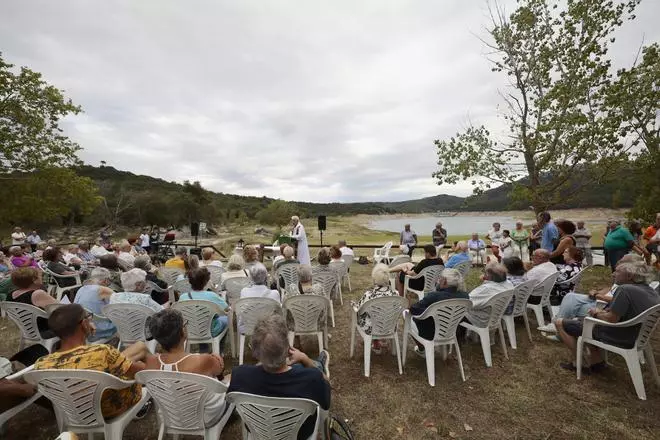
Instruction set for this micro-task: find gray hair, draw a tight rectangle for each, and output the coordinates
[78,240,89,250]
[88,267,111,284]
[617,261,653,284]
[533,249,551,262]
[249,262,269,285]
[134,255,153,271]
[252,314,290,372]
[437,268,465,291]
[371,263,390,287]
[283,246,295,259]
[227,254,245,271]
[120,268,147,292]
[298,264,313,283]
[485,262,508,283]
[456,241,468,252]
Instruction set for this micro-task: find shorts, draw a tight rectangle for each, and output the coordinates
[562,319,583,338]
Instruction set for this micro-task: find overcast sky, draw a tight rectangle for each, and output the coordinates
[2,1,658,203]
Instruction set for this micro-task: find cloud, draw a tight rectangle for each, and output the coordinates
[1,0,658,202]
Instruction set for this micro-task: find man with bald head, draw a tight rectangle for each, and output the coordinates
[524,249,558,284]
[466,262,514,326]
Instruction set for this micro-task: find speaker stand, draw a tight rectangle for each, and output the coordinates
[320,230,323,247]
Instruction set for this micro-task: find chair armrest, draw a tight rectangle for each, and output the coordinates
[6,364,35,381]
[582,315,632,340]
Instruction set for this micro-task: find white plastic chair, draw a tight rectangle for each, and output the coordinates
[172,278,193,295]
[310,272,337,327]
[340,255,353,292]
[388,255,411,290]
[461,290,514,367]
[24,369,150,440]
[329,260,346,304]
[41,266,83,301]
[232,297,282,364]
[172,300,228,355]
[527,272,560,327]
[453,260,472,281]
[159,267,184,286]
[147,281,176,304]
[276,264,300,296]
[0,302,59,352]
[404,265,444,301]
[501,280,537,349]
[576,303,660,400]
[205,265,226,290]
[0,365,42,431]
[135,370,234,440]
[224,277,251,306]
[403,299,471,386]
[350,296,407,377]
[226,392,321,440]
[283,294,330,353]
[102,303,157,353]
[373,241,393,264]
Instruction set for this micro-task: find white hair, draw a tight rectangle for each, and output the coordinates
[399,244,409,254]
[89,267,111,284]
[456,241,468,252]
[249,263,269,285]
[291,216,300,222]
[298,264,313,283]
[227,254,245,271]
[120,268,147,291]
[438,268,464,291]
[371,263,390,287]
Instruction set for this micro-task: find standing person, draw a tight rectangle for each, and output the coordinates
[538,211,559,252]
[139,228,151,254]
[432,222,447,254]
[643,213,660,263]
[337,240,354,257]
[573,221,593,266]
[11,227,26,246]
[400,224,417,257]
[290,216,310,266]
[511,220,530,263]
[604,219,648,271]
[26,231,41,253]
[486,222,504,262]
[549,220,577,265]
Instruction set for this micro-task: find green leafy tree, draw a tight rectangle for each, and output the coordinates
[256,200,299,226]
[432,0,639,213]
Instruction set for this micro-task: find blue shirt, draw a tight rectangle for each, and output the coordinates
[445,252,471,268]
[179,290,229,337]
[467,239,485,250]
[74,285,117,341]
[541,222,559,251]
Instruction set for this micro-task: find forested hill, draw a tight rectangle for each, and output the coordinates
[75,165,633,226]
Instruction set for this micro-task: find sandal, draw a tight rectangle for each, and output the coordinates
[560,362,591,375]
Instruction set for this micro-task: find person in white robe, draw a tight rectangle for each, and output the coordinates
[290,216,311,265]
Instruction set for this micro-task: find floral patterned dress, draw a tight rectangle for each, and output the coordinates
[352,286,397,335]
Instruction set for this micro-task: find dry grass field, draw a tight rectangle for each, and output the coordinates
[2,260,660,440]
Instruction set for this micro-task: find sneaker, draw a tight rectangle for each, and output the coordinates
[544,334,560,342]
[413,346,426,358]
[318,349,330,378]
[590,361,608,374]
[559,362,591,375]
[537,323,557,333]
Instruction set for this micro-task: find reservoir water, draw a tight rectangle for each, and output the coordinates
[369,215,519,236]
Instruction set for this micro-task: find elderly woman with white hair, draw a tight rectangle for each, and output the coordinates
[74,267,118,342]
[240,263,280,302]
[109,268,164,313]
[444,241,471,268]
[219,254,249,291]
[351,263,398,354]
[510,220,530,262]
[290,215,310,265]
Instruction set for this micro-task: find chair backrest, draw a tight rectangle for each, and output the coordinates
[311,272,337,299]
[341,254,354,268]
[329,260,347,278]
[453,260,472,279]
[224,277,252,305]
[24,369,131,430]
[511,280,537,316]
[375,241,393,258]
[160,268,184,285]
[146,281,167,293]
[480,289,515,330]
[531,272,560,304]
[233,297,282,336]
[135,370,227,432]
[283,295,329,333]
[1,302,48,342]
[412,299,471,342]
[226,392,320,440]
[358,296,407,337]
[205,265,225,287]
[171,300,225,340]
[558,266,588,290]
[416,265,445,292]
[102,303,155,344]
[276,264,300,292]
[631,303,660,349]
[42,266,80,288]
[172,278,193,294]
[388,255,411,267]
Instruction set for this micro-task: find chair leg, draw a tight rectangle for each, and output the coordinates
[479,330,493,367]
[317,332,323,353]
[329,302,335,328]
[503,316,517,349]
[349,324,356,358]
[288,332,295,348]
[363,335,372,377]
[644,347,660,387]
[393,336,403,375]
[347,275,352,292]
[546,303,555,322]
[454,342,466,382]
[532,306,545,327]
[441,345,447,361]
[576,337,584,380]
[424,345,436,387]
[402,326,409,367]
[212,337,220,356]
[624,350,647,400]
[523,313,533,343]
[239,334,246,365]
[338,284,343,305]
[498,326,508,360]
[229,315,236,358]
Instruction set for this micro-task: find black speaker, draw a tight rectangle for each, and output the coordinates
[190,222,200,237]
[317,215,327,231]
[189,247,202,257]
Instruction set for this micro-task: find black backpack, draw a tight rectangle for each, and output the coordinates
[326,415,355,440]
[358,256,369,265]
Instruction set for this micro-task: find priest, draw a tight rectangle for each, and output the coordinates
[290,215,311,265]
